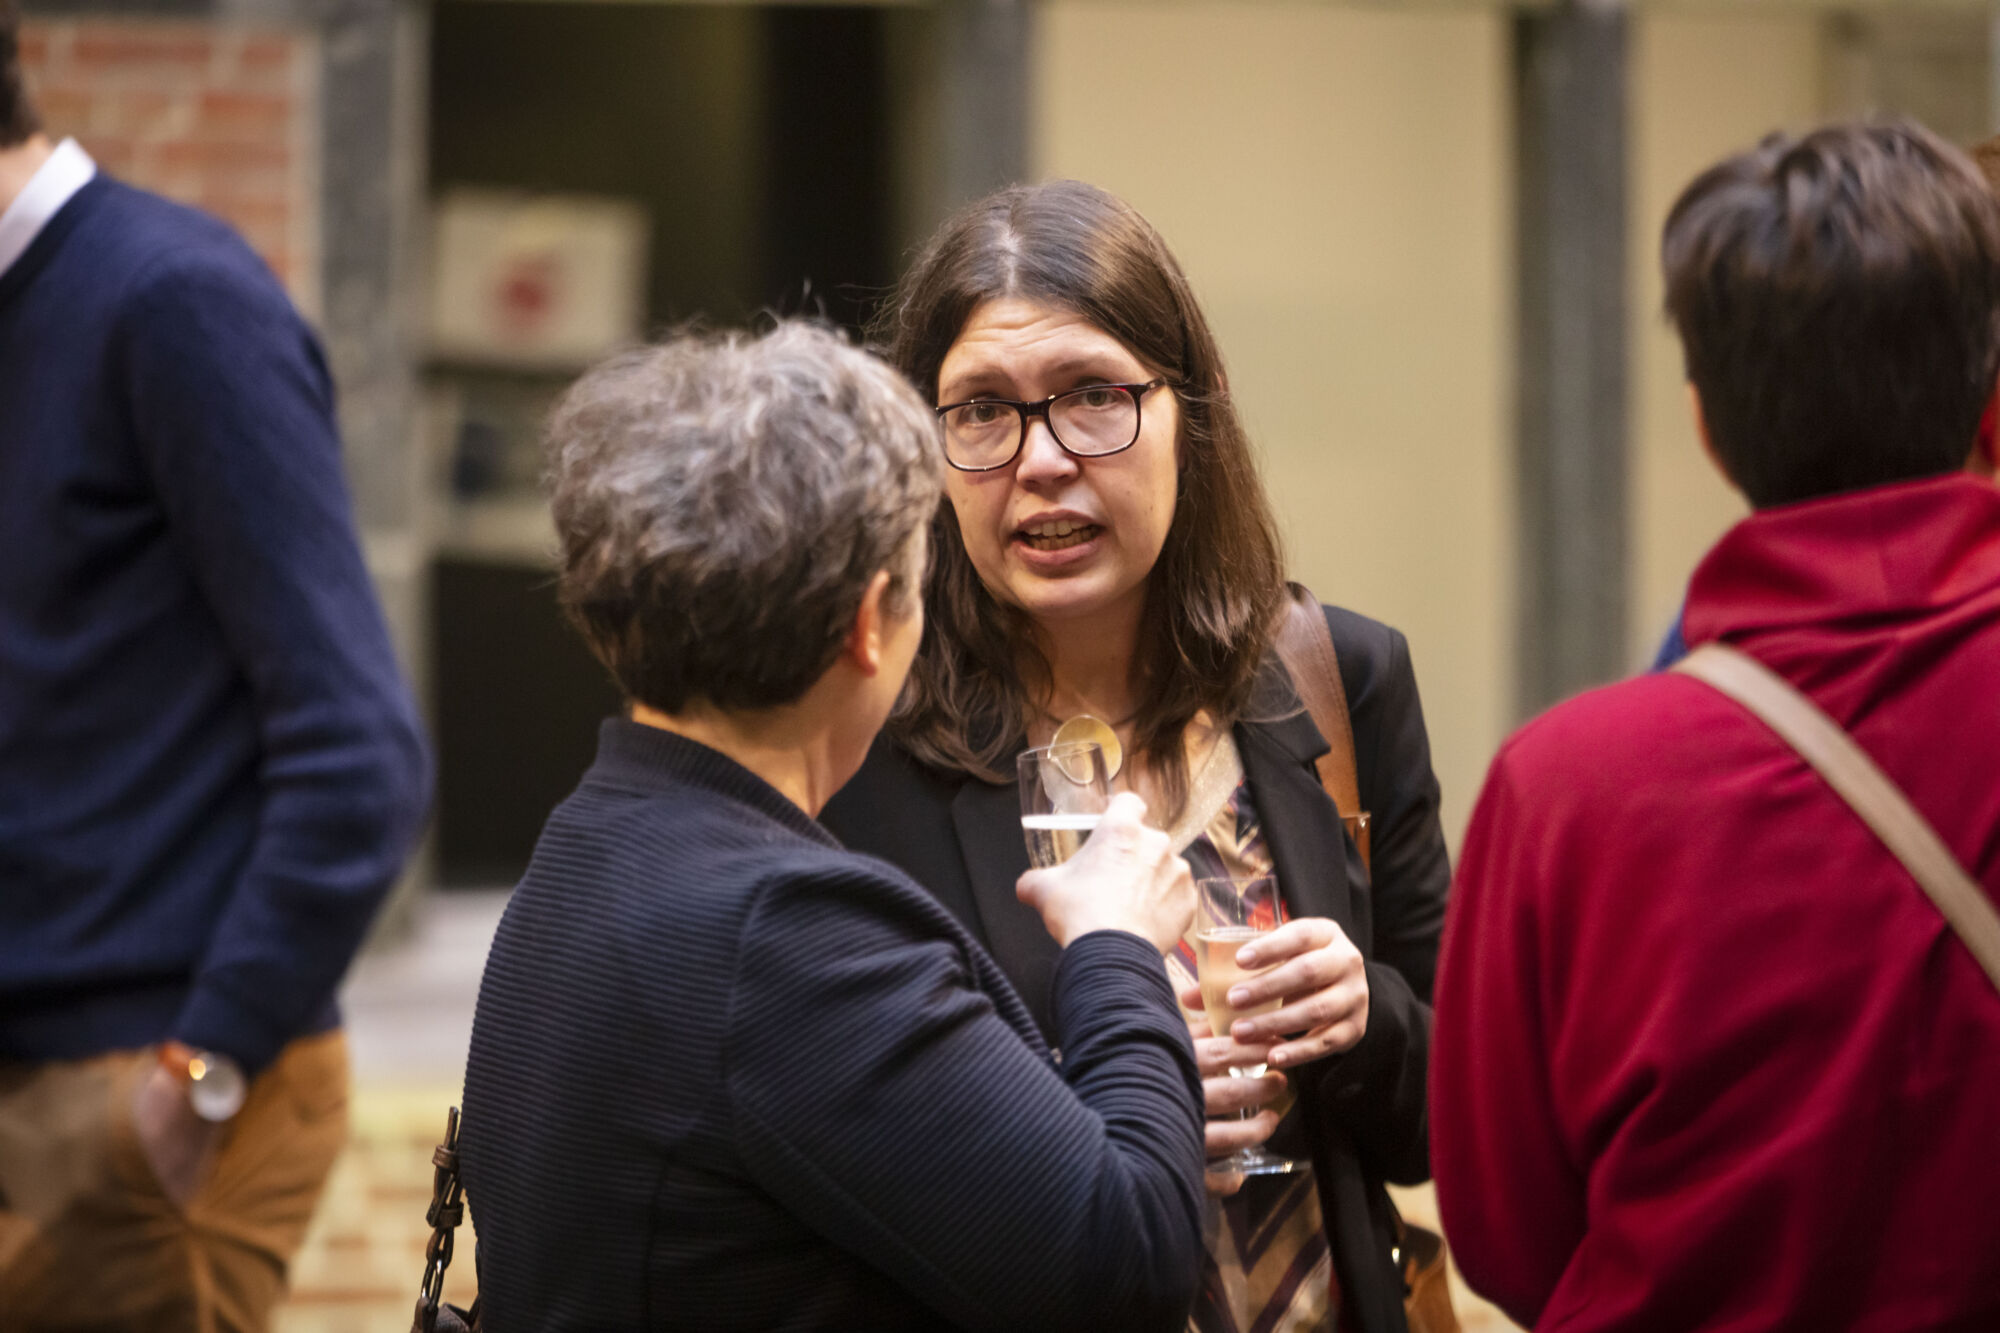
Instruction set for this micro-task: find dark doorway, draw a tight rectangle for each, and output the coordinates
[425,2,900,887]
[429,1,893,332]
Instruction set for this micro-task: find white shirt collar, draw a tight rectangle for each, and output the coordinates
[0,138,98,280]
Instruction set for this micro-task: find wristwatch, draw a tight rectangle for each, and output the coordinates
[157,1041,248,1122]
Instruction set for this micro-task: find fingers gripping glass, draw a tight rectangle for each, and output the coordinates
[1195,876,1305,1178]
[936,380,1172,472]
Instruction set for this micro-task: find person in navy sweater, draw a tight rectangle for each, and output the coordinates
[0,7,430,1328]
[459,323,1207,1330]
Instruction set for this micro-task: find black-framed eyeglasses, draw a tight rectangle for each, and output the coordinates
[934,380,1173,473]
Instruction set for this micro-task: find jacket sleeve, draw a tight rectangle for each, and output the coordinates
[726,863,1206,1333]
[1342,613,1450,1008]
[1298,610,1449,1184]
[1302,951,1433,1186]
[120,252,432,1074]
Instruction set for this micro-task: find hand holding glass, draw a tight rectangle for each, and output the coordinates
[1018,742,1112,868]
[1195,875,1303,1177]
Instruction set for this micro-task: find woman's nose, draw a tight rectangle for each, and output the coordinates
[1014,416,1079,487]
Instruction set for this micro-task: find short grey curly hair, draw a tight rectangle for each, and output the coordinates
[546,321,942,713]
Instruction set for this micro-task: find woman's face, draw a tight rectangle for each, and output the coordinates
[936,298,1180,635]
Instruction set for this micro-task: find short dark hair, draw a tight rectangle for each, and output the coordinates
[872,180,1287,817]
[546,323,940,715]
[1,0,41,149]
[1662,121,2000,508]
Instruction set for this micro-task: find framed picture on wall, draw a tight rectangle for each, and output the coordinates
[429,187,650,370]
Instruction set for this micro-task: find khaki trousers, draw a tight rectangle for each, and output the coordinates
[0,1031,349,1333]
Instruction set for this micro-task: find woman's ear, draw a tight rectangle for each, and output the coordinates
[842,570,896,676]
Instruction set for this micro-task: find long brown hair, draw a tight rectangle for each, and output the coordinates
[872,180,1287,816]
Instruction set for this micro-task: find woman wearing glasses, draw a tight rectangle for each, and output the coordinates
[821,181,1450,1333]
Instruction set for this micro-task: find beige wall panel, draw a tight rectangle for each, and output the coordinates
[1629,12,1823,666]
[1034,2,1511,849]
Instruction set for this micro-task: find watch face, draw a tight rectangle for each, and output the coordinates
[187,1052,247,1122]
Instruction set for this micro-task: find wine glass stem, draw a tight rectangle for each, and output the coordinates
[1228,1063,1267,1142]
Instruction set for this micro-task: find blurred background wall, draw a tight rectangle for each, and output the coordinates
[1036,1,1513,850]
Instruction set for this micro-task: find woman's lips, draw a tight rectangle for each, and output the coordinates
[1018,524,1102,552]
[1011,523,1104,569]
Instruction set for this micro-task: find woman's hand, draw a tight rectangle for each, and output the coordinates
[1185,916,1369,1068]
[1017,792,1194,953]
[1186,1011,1285,1196]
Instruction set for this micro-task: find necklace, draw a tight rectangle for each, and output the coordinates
[1049,713,1127,781]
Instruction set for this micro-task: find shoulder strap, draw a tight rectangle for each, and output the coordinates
[1674,642,2000,996]
[1271,582,1371,868]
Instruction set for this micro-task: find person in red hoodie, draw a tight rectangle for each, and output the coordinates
[1433,120,2000,1332]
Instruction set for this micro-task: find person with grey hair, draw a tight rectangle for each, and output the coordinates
[457,321,1208,1331]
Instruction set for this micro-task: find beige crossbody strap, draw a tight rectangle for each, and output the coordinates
[1674,642,2000,996]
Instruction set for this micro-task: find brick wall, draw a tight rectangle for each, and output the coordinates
[17,17,321,315]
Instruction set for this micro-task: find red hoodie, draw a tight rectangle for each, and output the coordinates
[1434,472,2000,1330]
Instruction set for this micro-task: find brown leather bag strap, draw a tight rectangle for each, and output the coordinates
[1674,643,2000,996]
[1272,582,1371,869]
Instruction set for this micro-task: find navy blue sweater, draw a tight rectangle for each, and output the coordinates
[0,176,431,1074]
[461,721,1206,1331]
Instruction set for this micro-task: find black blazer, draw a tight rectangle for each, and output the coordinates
[821,604,1450,1333]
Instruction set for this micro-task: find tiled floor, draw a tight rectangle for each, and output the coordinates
[273,889,1521,1331]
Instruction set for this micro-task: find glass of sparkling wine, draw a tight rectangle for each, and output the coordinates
[1017,741,1112,868]
[1195,875,1303,1176]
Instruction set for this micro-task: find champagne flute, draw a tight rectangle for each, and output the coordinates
[1017,741,1112,868]
[1195,875,1304,1176]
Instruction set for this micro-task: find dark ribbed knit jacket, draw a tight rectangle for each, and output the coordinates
[459,720,1207,1331]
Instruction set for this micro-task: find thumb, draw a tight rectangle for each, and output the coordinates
[1072,791,1149,865]
[1098,790,1149,833]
